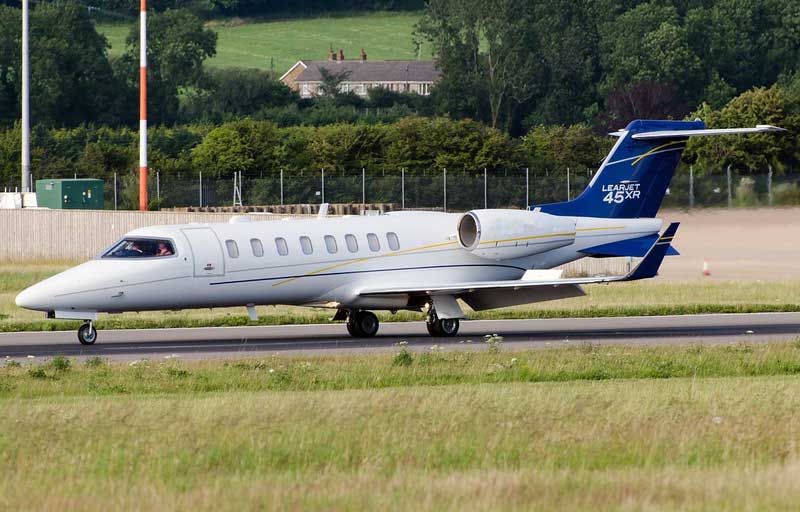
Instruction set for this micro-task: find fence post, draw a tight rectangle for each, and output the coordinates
[566,167,571,200]
[689,165,694,209]
[768,165,773,206]
[113,172,117,210]
[199,171,203,208]
[321,168,325,204]
[525,167,529,208]
[484,168,487,209]
[401,168,405,209]
[280,169,284,206]
[443,168,447,212]
[156,170,160,209]
[726,165,732,207]
[362,167,366,205]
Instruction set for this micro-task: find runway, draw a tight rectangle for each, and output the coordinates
[1,313,799,360]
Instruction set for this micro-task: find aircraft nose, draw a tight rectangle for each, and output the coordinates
[15,283,50,311]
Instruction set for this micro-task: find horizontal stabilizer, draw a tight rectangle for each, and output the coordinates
[632,125,786,140]
[581,234,679,258]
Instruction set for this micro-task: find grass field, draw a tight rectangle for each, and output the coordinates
[2,264,800,332]
[3,343,800,509]
[98,12,423,72]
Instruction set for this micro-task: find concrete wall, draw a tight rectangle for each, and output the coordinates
[0,209,307,262]
[0,209,632,276]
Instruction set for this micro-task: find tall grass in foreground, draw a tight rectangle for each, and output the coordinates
[3,344,800,509]
[3,341,800,398]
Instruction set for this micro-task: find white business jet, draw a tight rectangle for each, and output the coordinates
[16,120,785,344]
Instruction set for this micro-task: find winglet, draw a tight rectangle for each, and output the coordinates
[624,222,680,281]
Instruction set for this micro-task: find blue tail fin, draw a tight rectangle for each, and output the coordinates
[536,119,704,218]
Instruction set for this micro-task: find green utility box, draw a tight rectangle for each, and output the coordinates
[36,179,104,210]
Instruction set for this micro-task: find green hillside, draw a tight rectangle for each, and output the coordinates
[98,12,426,73]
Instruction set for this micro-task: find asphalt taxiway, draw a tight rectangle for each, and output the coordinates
[0,313,799,361]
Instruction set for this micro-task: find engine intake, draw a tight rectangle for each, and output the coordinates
[457,209,576,260]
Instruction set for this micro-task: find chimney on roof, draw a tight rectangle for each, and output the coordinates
[328,45,334,61]
[338,48,345,62]
[360,48,367,62]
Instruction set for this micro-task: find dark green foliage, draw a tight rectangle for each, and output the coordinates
[50,355,72,372]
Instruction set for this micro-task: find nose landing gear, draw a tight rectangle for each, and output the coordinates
[77,321,97,345]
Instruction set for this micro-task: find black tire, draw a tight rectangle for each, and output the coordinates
[438,318,460,337]
[77,323,97,345]
[426,313,460,337]
[347,310,379,337]
[426,318,441,336]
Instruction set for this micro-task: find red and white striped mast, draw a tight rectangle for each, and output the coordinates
[138,0,148,211]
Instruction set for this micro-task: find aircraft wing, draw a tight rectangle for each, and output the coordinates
[357,223,679,313]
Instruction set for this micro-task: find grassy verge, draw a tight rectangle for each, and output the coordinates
[2,264,799,332]
[3,343,800,509]
[98,12,422,70]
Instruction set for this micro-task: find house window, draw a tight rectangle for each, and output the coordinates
[340,82,350,93]
[324,235,338,254]
[225,240,239,259]
[422,83,430,95]
[367,233,380,252]
[275,237,289,256]
[301,83,309,97]
[250,238,264,257]
[300,236,313,255]
[386,232,400,251]
[345,234,358,253]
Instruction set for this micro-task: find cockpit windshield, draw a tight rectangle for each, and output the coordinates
[103,238,175,258]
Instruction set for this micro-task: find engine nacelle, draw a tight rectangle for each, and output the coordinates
[457,209,576,260]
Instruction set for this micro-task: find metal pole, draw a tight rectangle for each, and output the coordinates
[484,168,487,209]
[156,170,160,209]
[768,165,773,206]
[443,168,447,212]
[525,167,529,209]
[362,167,365,205]
[113,172,117,210]
[21,0,30,194]
[726,165,732,207]
[138,0,148,211]
[401,168,405,209]
[321,168,325,203]
[566,167,571,200]
[199,171,202,208]
[280,169,284,206]
[689,165,694,209]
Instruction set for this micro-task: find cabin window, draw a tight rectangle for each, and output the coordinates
[225,240,239,258]
[275,237,289,256]
[300,236,313,255]
[250,238,264,257]
[102,238,175,258]
[367,233,380,252]
[324,235,338,254]
[345,234,358,253]
[386,232,400,251]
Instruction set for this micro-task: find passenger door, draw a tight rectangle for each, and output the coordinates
[182,227,225,277]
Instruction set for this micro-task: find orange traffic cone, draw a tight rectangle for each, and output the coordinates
[702,260,711,277]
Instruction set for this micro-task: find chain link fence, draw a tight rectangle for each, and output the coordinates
[5,167,800,211]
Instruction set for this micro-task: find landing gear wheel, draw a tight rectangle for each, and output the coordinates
[426,312,460,337]
[346,310,380,337]
[77,322,97,345]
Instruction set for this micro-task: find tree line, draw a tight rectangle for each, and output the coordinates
[2,83,798,192]
[417,0,800,133]
[2,0,799,135]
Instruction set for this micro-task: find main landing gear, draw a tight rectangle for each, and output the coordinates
[346,310,380,337]
[77,321,97,345]
[426,310,460,337]
[342,308,461,338]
